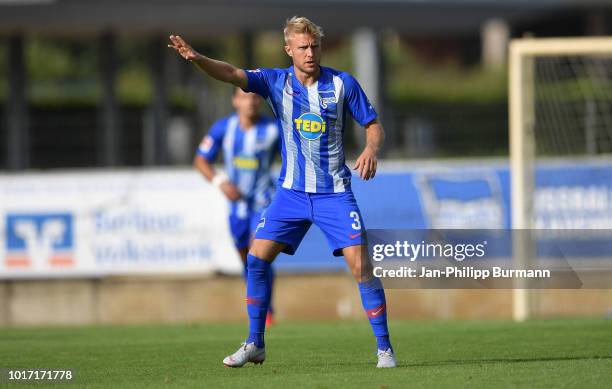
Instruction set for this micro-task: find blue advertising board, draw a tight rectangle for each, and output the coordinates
[274,160,612,272]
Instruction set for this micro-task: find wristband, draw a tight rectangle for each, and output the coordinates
[211,173,229,188]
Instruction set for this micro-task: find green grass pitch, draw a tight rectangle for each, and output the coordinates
[1,318,611,388]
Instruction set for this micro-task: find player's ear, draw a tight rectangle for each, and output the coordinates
[284,45,292,58]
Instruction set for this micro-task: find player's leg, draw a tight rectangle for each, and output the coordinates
[313,191,395,367]
[224,188,312,367]
[223,238,284,368]
[342,245,395,367]
[248,211,275,325]
[229,211,250,282]
[244,188,311,349]
[244,238,284,349]
[237,248,248,281]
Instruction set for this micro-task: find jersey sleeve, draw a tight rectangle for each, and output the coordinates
[242,68,274,99]
[343,73,378,127]
[196,119,225,161]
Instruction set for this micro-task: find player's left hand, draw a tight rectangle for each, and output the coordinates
[353,147,378,181]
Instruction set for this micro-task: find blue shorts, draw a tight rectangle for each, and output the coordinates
[229,210,264,250]
[254,187,365,256]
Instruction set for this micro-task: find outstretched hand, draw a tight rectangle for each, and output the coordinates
[353,147,378,181]
[168,35,199,61]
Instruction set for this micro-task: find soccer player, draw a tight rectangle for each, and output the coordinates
[169,16,395,368]
[194,88,280,325]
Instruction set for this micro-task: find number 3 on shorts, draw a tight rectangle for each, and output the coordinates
[349,211,361,230]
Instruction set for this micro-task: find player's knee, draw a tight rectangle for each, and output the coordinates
[345,252,372,282]
[350,263,362,280]
[347,259,369,281]
[249,239,284,262]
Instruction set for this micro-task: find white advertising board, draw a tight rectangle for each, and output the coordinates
[0,169,241,279]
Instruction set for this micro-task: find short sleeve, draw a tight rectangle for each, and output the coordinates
[343,73,378,127]
[196,119,226,161]
[243,68,273,99]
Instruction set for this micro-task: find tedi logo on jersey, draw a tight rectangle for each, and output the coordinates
[233,155,259,170]
[295,112,326,141]
[4,213,75,269]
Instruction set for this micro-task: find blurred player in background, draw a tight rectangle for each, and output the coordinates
[193,88,280,326]
[170,15,395,368]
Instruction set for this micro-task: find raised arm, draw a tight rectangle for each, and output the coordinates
[168,35,247,89]
[353,120,385,181]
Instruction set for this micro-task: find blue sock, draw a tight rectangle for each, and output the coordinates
[245,254,272,348]
[358,277,392,351]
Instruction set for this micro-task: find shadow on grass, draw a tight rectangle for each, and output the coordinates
[402,354,612,368]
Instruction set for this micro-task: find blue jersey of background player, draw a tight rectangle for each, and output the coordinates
[193,88,280,324]
[171,15,395,368]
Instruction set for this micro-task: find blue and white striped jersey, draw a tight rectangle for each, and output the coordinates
[244,66,377,193]
[197,114,280,212]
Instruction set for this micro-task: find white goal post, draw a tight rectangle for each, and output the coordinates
[509,37,612,321]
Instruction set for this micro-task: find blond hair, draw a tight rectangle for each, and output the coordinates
[283,16,324,44]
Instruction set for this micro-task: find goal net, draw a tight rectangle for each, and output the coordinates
[509,37,612,320]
